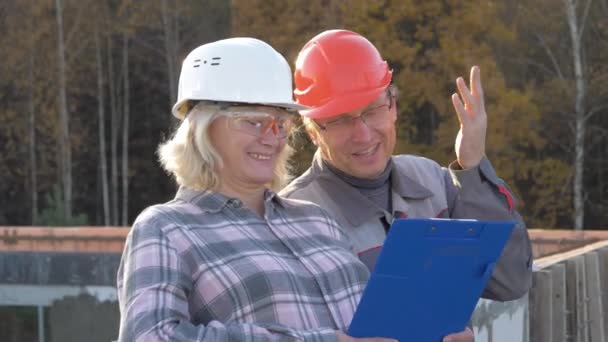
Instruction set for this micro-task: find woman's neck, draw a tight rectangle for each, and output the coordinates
[216,181,266,217]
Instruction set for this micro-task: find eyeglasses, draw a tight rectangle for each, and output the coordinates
[221,108,295,139]
[314,90,394,133]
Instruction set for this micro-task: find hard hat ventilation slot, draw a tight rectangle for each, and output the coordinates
[211,57,221,66]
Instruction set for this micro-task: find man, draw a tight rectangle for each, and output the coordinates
[280,29,533,342]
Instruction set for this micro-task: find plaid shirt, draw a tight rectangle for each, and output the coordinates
[117,187,369,342]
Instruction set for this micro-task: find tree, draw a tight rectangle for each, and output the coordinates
[509,0,608,229]
[0,0,58,225]
[161,0,179,108]
[10,1,605,229]
[0,0,232,225]
[55,0,72,220]
[94,15,111,226]
[565,0,591,230]
[35,185,88,226]
[27,21,39,224]
[121,33,131,226]
[231,0,579,228]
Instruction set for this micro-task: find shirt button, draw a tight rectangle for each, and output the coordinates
[228,199,242,208]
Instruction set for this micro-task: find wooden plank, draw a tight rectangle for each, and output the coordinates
[529,270,553,342]
[597,247,608,338]
[551,263,567,341]
[528,230,608,240]
[529,229,608,258]
[575,256,589,342]
[565,258,578,342]
[0,226,130,253]
[524,298,530,342]
[584,252,606,342]
[535,240,608,270]
[566,256,589,342]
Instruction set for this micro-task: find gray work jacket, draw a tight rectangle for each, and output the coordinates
[280,152,533,301]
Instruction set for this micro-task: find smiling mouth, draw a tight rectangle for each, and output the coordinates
[352,144,379,157]
[249,152,272,160]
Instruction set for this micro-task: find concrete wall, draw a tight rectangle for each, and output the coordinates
[472,297,529,342]
[49,294,119,342]
[0,285,119,342]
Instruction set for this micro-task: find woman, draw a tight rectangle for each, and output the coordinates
[116,37,392,342]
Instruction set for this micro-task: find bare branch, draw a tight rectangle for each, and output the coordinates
[503,56,561,78]
[584,105,606,120]
[131,36,165,59]
[578,0,593,41]
[65,2,86,48]
[568,121,576,134]
[66,38,92,66]
[600,0,608,15]
[587,136,608,150]
[535,33,565,79]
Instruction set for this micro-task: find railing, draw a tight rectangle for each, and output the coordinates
[530,240,608,341]
[2,227,607,341]
[472,236,608,342]
[0,226,129,253]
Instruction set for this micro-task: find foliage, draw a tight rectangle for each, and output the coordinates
[232,0,594,228]
[35,185,89,226]
[0,1,606,228]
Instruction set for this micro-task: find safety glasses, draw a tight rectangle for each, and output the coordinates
[314,89,394,133]
[221,107,295,139]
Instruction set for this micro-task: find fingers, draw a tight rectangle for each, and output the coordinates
[451,93,468,125]
[456,76,474,108]
[336,331,397,342]
[470,65,483,98]
[453,66,486,121]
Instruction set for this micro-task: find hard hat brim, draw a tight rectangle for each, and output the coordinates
[263,102,310,112]
[172,99,309,120]
[297,85,388,120]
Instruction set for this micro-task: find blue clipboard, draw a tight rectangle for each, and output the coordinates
[348,218,515,342]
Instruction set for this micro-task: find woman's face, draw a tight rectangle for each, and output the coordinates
[209,106,293,189]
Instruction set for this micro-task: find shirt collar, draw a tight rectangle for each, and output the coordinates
[310,152,382,226]
[264,189,286,209]
[174,187,228,212]
[175,187,284,213]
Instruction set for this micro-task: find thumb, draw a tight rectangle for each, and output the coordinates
[443,327,473,342]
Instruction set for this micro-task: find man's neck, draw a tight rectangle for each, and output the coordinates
[323,159,392,189]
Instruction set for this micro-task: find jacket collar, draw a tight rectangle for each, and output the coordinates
[310,151,434,226]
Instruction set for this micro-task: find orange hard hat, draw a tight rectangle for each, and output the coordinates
[293,29,392,119]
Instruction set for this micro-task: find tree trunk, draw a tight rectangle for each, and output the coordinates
[28,49,38,225]
[95,22,110,226]
[55,0,72,220]
[121,33,130,226]
[161,0,179,108]
[565,0,586,230]
[107,33,119,226]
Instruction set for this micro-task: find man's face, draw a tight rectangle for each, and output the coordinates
[310,90,397,179]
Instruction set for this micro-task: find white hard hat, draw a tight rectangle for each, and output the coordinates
[172,37,308,120]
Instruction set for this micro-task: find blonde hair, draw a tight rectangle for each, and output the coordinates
[158,103,293,192]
